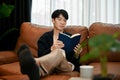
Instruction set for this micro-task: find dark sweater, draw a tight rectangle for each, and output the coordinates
[37,30,81,72]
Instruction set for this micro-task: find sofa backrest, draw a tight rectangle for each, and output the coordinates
[15,22,88,57]
[89,22,120,62]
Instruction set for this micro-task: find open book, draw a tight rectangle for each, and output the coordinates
[58,32,81,53]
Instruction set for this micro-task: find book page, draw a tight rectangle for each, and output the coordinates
[71,33,81,38]
[59,32,71,38]
[60,32,81,38]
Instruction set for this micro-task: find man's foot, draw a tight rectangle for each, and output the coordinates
[17,44,40,80]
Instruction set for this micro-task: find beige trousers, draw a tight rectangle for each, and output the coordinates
[36,49,73,77]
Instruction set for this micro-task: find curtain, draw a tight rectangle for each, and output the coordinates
[0,0,32,50]
[31,0,120,27]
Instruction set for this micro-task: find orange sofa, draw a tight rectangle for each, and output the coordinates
[0,22,120,80]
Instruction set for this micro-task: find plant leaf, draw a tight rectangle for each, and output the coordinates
[0,3,14,19]
[0,28,18,40]
[80,48,100,62]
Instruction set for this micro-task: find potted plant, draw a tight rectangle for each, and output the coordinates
[75,33,120,80]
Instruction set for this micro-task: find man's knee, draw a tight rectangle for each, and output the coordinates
[53,49,66,57]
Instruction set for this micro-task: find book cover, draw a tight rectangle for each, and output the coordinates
[58,32,81,53]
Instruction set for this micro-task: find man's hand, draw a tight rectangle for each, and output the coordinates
[74,43,83,54]
[51,40,64,51]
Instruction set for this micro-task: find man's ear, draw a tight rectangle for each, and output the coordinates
[52,19,55,23]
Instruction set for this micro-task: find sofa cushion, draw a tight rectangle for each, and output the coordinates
[0,62,21,75]
[0,51,18,65]
[89,22,120,38]
[89,22,120,62]
[15,22,52,57]
[0,74,79,80]
[0,75,28,80]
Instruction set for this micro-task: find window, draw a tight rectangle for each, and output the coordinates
[31,0,120,27]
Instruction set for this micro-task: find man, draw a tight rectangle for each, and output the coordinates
[17,9,82,80]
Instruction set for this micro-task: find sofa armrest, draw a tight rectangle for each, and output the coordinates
[0,51,18,65]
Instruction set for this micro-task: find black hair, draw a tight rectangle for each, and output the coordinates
[51,9,69,20]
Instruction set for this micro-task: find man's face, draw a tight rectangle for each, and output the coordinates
[52,14,67,31]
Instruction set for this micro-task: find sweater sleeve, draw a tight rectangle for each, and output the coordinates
[37,32,53,57]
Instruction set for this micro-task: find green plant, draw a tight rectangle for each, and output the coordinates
[76,33,120,78]
[0,3,18,40]
[0,3,14,19]
[0,27,18,40]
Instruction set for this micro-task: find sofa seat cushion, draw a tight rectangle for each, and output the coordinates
[0,51,18,65]
[89,62,120,75]
[0,62,21,75]
[41,71,80,80]
[0,71,79,80]
[0,75,28,80]
[0,75,72,80]
[41,75,71,80]
[0,73,79,80]
[0,61,80,78]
